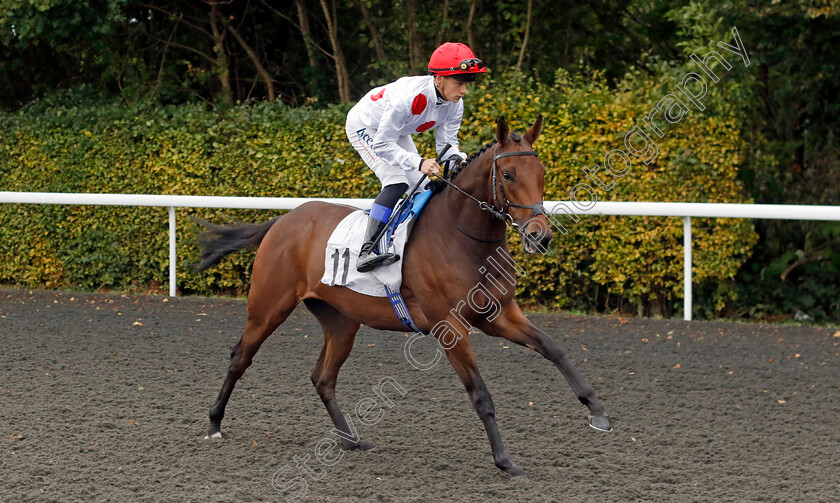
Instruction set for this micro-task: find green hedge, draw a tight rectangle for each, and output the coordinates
[0,70,756,317]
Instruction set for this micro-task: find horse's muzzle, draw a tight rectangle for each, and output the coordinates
[520,217,554,254]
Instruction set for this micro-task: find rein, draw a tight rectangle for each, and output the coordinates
[440,145,543,242]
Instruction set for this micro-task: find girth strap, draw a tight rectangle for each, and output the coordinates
[384,285,426,334]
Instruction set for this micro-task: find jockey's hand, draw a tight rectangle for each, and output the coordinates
[420,158,442,177]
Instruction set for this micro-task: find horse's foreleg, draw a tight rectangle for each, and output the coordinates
[441,324,526,477]
[304,299,373,451]
[480,303,612,432]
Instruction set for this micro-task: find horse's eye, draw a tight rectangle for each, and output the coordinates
[502,171,514,181]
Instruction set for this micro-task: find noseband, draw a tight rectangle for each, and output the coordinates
[441,144,545,242]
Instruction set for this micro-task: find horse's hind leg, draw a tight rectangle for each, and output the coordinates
[207,289,297,439]
[479,302,612,432]
[304,299,373,451]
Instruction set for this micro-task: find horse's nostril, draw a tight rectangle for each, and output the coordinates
[523,231,551,252]
[523,231,553,251]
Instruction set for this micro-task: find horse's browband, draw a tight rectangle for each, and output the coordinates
[494,150,538,159]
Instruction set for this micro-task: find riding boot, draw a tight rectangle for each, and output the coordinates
[356,214,399,273]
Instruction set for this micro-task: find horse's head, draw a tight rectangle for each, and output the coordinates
[492,115,553,254]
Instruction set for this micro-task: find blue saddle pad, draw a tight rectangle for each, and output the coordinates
[374,189,433,253]
[400,189,433,225]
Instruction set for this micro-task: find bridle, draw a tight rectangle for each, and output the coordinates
[441,144,545,242]
[490,146,546,228]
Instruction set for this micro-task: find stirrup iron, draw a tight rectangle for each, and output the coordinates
[356,248,400,272]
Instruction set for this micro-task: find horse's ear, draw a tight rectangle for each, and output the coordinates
[524,114,543,145]
[496,116,509,145]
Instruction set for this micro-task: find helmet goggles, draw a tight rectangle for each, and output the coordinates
[429,58,486,74]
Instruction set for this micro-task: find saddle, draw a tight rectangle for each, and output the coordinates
[320,189,433,299]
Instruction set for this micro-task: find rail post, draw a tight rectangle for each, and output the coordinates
[683,216,692,321]
[169,206,176,297]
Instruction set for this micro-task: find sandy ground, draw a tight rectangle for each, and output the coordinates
[1,288,839,502]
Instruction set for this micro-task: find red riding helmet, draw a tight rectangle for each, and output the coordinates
[427,42,486,81]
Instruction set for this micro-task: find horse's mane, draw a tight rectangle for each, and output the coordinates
[429,132,522,194]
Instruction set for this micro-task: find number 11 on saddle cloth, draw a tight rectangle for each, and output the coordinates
[319,189,433,298]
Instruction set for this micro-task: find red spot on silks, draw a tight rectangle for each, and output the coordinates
[370,88,385,101]
[415,121,436,133]
[411,94,427,115]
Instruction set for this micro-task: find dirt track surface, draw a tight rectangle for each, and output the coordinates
[1,288,839,502]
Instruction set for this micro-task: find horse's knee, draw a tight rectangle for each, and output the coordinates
[227,349,252,375]
[472,389,496,420]
[313,376,336,401]
[537,335,567,362]
[551,344,567,359]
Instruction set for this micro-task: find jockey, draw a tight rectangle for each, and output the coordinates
[346,42,486,272]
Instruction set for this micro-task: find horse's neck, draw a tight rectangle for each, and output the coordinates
[423,158,507,262]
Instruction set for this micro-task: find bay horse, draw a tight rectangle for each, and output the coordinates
[196,116,611,477]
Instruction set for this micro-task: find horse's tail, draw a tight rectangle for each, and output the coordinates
[192,216,281,272]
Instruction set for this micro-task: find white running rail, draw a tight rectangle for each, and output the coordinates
[2,191,839,320]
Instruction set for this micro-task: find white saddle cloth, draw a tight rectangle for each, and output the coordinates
[319,210,410,297]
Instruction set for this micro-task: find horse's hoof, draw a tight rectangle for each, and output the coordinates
[505,465,527,478]
[205,426,223,439]
[588,415,613,432]
[345,440,375,451]
[497,459,527,478]
[509,466,528,479]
